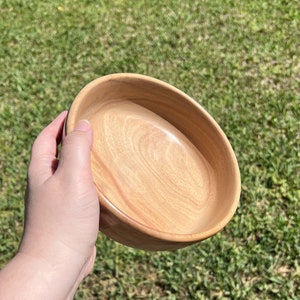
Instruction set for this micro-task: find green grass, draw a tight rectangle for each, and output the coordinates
[0,0,299,299]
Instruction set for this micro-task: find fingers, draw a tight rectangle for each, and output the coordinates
[28,113,94,187]
[57,119,93,182]
[28,111,68,186]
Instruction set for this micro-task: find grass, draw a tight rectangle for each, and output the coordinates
[0,0,299,298]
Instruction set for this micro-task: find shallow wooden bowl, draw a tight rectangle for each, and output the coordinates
[66,73,240,251]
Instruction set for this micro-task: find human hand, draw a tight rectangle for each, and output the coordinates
[0,111,100,299]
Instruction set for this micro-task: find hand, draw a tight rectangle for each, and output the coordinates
[0,111,100,299]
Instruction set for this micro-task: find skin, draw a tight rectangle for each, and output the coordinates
[0,111,100,299]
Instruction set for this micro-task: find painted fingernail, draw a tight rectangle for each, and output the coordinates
[74,119,91,132]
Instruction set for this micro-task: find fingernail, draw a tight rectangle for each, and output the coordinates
[74,119,91,132]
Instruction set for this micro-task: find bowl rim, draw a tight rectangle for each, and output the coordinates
[66,73,241,243]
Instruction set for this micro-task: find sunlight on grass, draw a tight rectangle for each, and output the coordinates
[0,0,299,299]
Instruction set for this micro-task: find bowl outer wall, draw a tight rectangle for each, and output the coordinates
[65,73,241,249]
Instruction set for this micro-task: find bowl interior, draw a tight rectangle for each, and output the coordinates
[66,74,240,239]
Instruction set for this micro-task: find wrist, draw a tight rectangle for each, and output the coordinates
[0,233,90,300]
[0,251,83,300]
[19,228,91,275]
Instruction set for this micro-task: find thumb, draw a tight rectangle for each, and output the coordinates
[57,120,93,181]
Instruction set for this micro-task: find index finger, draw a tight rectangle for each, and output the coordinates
[28,111,68,186]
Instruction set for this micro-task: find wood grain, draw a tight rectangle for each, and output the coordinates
[66,74,240,250]
[90,99,216,234]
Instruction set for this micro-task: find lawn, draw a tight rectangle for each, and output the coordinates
[0,0,299,299]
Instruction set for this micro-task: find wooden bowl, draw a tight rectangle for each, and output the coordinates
[66,73,240,251]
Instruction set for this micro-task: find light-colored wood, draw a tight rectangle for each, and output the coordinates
[66,74,240,250]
